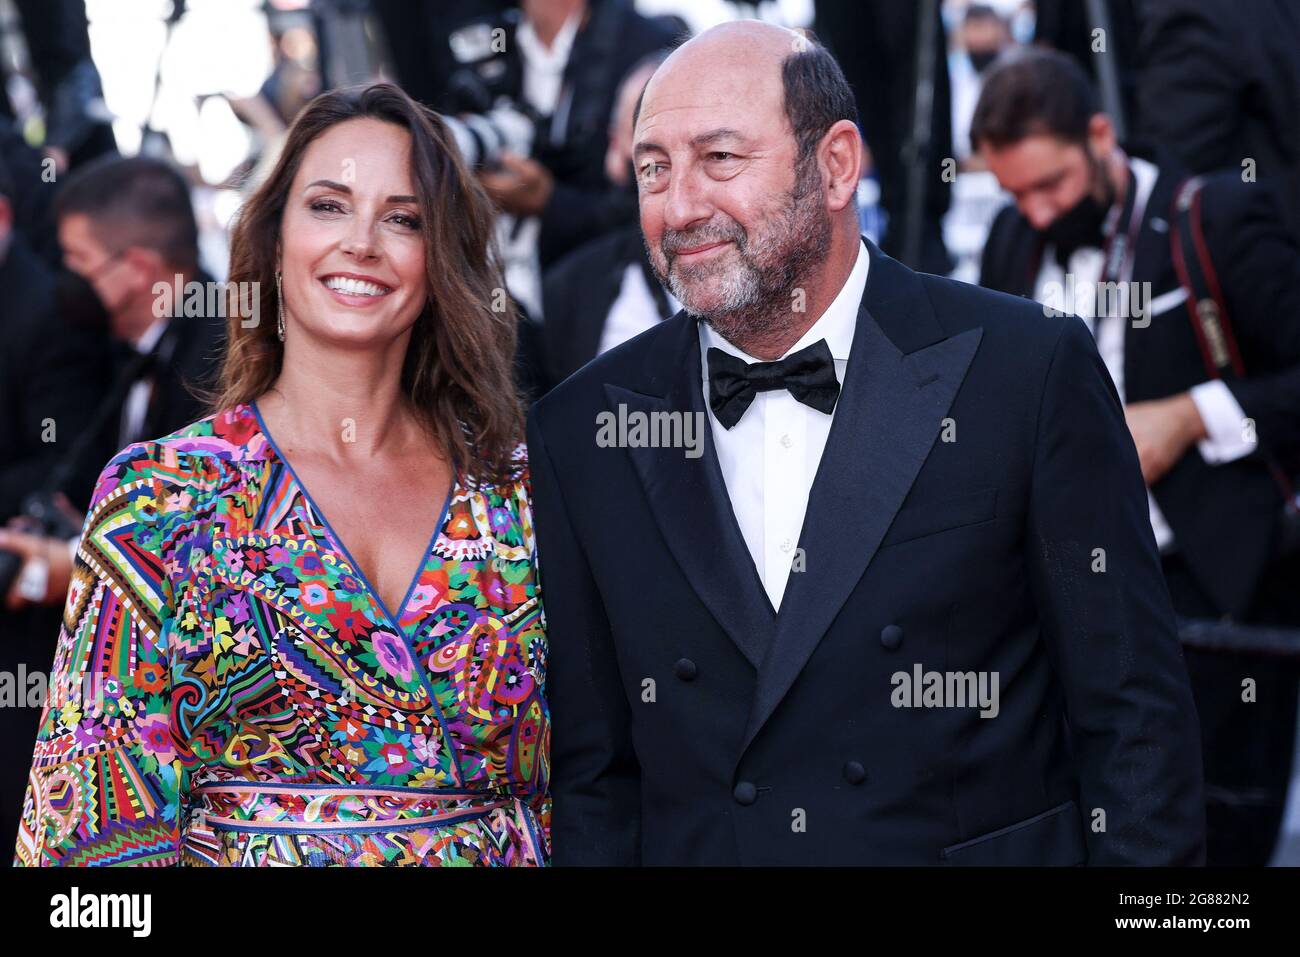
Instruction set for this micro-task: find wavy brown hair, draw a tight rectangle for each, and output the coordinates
[215,82,522,484]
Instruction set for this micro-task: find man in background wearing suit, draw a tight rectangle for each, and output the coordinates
[0,155,224,609]
[529,22,1204,865]
[542,54,676,387]
[975,49,1300,866]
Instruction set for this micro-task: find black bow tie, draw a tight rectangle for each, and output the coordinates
[706,338,841,429]
[110,338,160,383]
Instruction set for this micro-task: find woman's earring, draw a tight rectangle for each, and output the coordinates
[275,270,285,342]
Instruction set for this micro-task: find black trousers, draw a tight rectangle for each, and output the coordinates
[1164,552,1300,866]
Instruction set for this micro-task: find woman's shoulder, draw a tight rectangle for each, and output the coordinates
[89,403,272,509]
[147,403,272,464]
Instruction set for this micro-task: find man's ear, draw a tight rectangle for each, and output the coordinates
[819,119,863,213]
[1086,113,1117,157]
[122,246,166,291]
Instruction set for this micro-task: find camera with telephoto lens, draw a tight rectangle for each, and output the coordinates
[438,66,535,171]
[442,104,534,171]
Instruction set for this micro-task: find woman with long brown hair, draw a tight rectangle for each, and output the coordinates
[15,83,549,866]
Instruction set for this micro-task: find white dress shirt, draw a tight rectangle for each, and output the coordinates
[1032,156,1256,551]
[515,12,582,117]
[699,239,870,611]
[119,317,169,449]
[497,11,582,323]
[597,262,680,357]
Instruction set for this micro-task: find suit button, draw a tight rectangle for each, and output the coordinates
[843,761,867,785]
[674,658,697,681]
[733,781,757,805]
[880,624,903,650]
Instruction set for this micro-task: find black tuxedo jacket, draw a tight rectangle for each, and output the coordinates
[529,239,1205,865]
[980,165,1300,620]
[83,302,226,505]
[1138,0,1300,241]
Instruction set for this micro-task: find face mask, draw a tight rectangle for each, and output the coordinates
[55,266,112,332]
[968,49,999,74]
[1041,156,1116,266]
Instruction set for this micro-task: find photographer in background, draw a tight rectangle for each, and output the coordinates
[540,52,676,386]
[0,155,225,615]
[975,49,1300,866]
[432,0,682,269]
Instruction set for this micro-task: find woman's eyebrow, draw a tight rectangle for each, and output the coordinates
[304,179,417,203]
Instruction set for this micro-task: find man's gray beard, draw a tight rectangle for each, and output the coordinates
[651,160,832,347]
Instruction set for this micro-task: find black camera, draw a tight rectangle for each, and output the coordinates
[0,491,84,600]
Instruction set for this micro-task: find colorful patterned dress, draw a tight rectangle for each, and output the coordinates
[14,402,549,866]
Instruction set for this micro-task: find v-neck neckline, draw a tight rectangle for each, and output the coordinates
[249,399,456,634]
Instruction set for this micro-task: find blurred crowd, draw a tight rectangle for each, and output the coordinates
[2,0,1300,865]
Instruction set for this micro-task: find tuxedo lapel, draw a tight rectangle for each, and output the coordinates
[607,316,776,669]
[1123,162,1182,401]
[739,246,983,756]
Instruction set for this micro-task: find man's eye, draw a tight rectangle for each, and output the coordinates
[708,152,735,161]
[639,162,666,181]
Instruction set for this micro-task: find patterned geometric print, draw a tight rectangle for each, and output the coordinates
[13,402,549,866]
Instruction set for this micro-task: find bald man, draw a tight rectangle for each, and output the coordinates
[527,22,1205,866]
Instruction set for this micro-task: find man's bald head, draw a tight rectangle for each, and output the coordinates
[656,20,800,81]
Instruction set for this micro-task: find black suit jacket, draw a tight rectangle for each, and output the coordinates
[137,311,225,443]
[132,306,225,444]
[980,164,1300,620]
[814,0,953,273]
[82,299,227,498]
[529,239,1205,865]
[0,236,108,518]
[541,225,671,387]
[1138,0,1300,241]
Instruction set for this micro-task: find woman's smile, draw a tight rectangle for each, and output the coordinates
[319,271,395,307]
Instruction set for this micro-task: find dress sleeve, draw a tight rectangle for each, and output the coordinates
[14,442,195,866]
